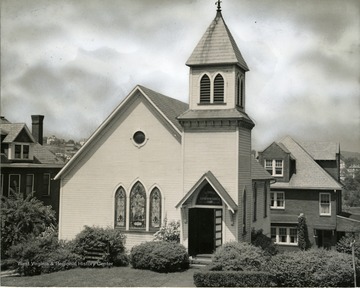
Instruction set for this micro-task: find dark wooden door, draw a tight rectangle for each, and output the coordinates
[188,208,215,256]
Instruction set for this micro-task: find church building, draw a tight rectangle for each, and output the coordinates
[55,4,272,256]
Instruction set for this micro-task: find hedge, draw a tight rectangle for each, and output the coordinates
[265,248,360,287]
[193,269,276,287]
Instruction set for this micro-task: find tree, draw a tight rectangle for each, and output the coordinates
[1,190,56,259]
[298,213,311,250]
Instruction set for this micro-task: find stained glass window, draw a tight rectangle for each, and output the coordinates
[150,188,161,229]
[130,182,146,229]
[115,187,126,228]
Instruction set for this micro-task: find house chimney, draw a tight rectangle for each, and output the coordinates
[31,115,44,145]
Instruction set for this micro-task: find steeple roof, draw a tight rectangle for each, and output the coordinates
[186,11,249,71]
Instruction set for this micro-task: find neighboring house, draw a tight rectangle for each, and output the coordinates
[348,164,360,179]
[55,5,273,255]
[0,115,65,220]
[258,136,360,251]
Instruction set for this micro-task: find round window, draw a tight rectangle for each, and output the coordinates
[133,131,146,145]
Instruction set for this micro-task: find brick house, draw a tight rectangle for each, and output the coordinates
[0,115,64,220]
[55,6,273,255]
[258,136,359,251]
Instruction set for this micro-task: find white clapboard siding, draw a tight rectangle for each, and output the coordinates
[183,130,239,203]
[59,98,183,240]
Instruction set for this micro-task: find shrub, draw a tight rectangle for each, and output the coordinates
[336,233,360,259]
[193,269,276,287]
[9,227,81,276]
[72,226,128,267]
[265,248,360,287]
[211,241,267,271]
[130,241,189,272]
[130,241,160,269]
[149,241,189,272]
[251,229,278,256]
[1,190,56,260]
[153,219,180,243]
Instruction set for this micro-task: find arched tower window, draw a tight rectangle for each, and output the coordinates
[150,188,162,229]
[213,74,224,103]
[115,186,126,228]
[243,189,247,234]
[240,78,244,108]
[200,75,211,103]
[236,76,241,106]
[130,182,146,229]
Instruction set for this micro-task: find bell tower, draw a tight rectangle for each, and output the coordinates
[184,2,249,112]
[179,2,255,243]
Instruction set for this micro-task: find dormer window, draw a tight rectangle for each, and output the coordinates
[265,159,283,176]
[14,144,30,159]
[213,74,224,103]
[200,75,211,103]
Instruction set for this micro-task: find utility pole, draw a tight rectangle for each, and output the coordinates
[350,239,357,288]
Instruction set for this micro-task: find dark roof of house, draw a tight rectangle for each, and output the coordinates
[138,85,188,132]
[271,136,342,190]
[299,141,340,160]
[186,11,249,71]
[0,123,36,143]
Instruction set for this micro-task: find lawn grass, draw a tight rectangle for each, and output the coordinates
[1,266,196,287]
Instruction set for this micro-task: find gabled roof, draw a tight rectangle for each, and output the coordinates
[299,141,340,160]
[251,157,273,180]
[55,85,188,180]
[0,121,64,166]
[175,171,238,213]
[138,85,188,132]
[0,123,36,143]
[186,11,249,71]
[271,136,342,190]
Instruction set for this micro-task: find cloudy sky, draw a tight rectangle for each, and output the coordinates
[2,0,359,152]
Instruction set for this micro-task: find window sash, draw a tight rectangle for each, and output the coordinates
[272,226,298,245]
[265,159,283,176]
[320,193,331,215]
[26,174,34,195]
[43,174,50,196]
[9,174,21,193]
[270,192,285,209]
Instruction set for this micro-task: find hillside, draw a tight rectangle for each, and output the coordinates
[341,151,360,160]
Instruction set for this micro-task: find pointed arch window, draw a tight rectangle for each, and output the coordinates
[213,74,224,103]
[240,78,244,107]
[243,189,247,234]
[150,188,162,229]
[115,187,126,228]
[200,75,211,103]
[130,182,146,229]
[237,76,241,106]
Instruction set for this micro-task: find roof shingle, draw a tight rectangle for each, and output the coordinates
[186,11,249,70]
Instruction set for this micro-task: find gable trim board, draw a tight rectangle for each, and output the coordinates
[54,85,188,181]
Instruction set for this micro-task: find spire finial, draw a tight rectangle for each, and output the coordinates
[215,0,222,12]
